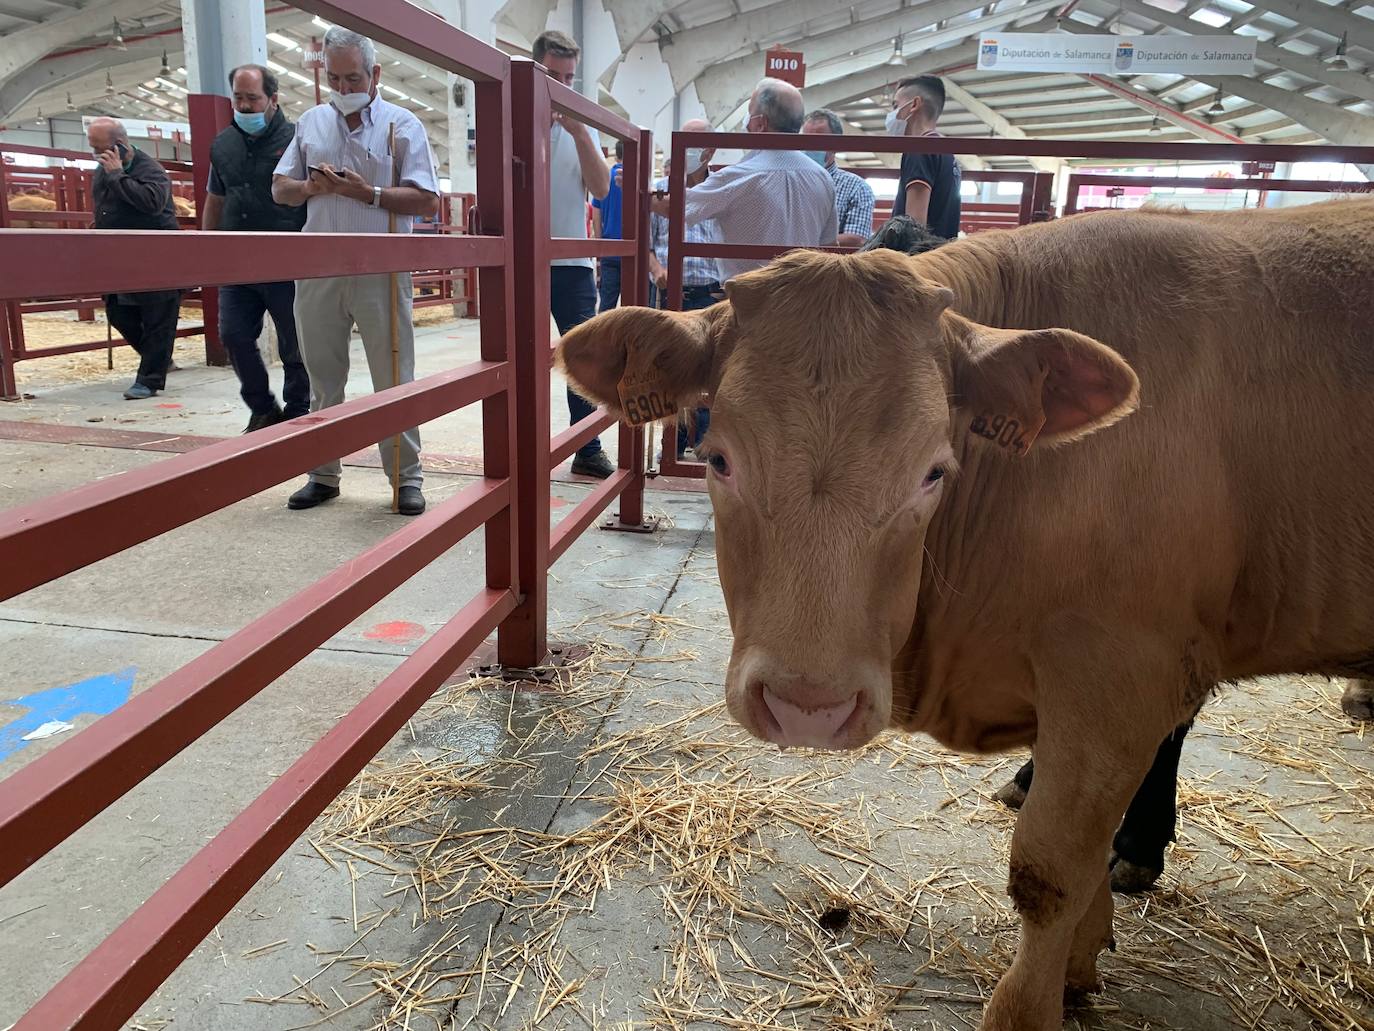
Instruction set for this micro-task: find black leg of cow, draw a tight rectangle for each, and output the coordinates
[993,756,1035,810]
[1109,719,1192,894]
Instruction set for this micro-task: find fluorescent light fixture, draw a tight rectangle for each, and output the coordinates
[266,60,287,73]
[155,77,187,94]
[267,32,299,50]
[286,70,313,85]
[382,85,410,99]
[312,16,330,29]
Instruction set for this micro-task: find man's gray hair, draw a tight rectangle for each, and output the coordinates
[322,25,377,69]
[804,108,844,136]
[753,77,804,133]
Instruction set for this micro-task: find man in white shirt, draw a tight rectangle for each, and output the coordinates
[272,26,439,516]
[650,78,836,281]
[535,30,615,479]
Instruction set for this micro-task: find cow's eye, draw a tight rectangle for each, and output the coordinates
[923,465,945,487]
[708,452,730,476]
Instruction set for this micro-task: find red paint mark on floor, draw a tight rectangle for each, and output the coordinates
[550,496,568,508]
[363,621,426,643]
[155,403,183,409]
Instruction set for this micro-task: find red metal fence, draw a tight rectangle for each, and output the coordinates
[0,1,647,1026]
[655,133,1374,478]
[1063,171,1374,214]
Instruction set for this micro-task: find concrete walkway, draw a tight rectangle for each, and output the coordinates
[1,315,1370,1031]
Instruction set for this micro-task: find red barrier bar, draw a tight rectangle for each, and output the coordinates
[0,230,505,300]
[545,74,641,141]
[0,360,506,600]
[549,237,635,259]
[14,586,517,1031]
[188,91,233,367]
[0,476,508,890]
[552,407,618,466]
[612,125,652,529]
[550,468,635,564]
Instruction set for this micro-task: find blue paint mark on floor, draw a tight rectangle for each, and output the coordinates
[0,667,135,762]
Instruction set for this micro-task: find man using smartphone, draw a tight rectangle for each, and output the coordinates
[87,117,182,400]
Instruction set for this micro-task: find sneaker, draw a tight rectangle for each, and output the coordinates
[396,485,426,516]
[123,382,156,400]
[571,450,615,479]
[244,405,285,433]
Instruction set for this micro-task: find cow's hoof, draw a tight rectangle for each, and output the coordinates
[1109,856,1162,894]
[1064,978,1103,1008]
[1341,681,1374,722]
[992,778,1028,811]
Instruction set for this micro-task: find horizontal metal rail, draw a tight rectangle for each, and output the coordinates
[13,585,518,1031]
[550,468,635,564]
[546,74,641,140]
[0,360,507,600]
[551,408,619,467]
[0,230,505,300]
[549,237,636,259]
[0,476,509,890]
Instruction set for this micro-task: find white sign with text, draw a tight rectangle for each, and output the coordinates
[978,33,1256,74]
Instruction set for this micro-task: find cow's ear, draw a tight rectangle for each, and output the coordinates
[953,324,1139,454]
[556,305,728,421]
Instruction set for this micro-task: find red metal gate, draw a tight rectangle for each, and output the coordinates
[0,1,648,1026]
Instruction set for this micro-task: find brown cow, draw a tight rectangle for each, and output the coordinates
[558,199,1374,1030]
[8,191,57,228]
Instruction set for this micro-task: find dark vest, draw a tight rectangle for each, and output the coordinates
[91,149,179,231]
[209,110,306,233]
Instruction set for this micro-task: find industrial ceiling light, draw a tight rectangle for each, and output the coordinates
[1149,114,1162,134]
[1207,89,1225,115]
[159,50,172,77]
[110,18,127,50]
[105,70,116,95]
[1326,30,1349,70]
[66,91,76,112]
[886,35,905,67]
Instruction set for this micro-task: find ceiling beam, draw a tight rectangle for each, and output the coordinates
[1080,74,1244,142]
[0,0,158,86]
[942,79,1062,172]
[1242,0,1374,51]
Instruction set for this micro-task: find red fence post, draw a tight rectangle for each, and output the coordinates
[0,158,17,401]
[614,126,651,528]
[187,93,233,368]
[497,59,552,669]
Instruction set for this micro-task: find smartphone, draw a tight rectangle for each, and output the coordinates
[115,142,129,161]
[307,165,347,178]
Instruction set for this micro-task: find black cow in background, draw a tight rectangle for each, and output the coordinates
[860,215,1374,894]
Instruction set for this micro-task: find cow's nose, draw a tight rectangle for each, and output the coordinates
[756,685,859,749]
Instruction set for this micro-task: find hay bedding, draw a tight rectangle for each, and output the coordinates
[259,624,1371,1031]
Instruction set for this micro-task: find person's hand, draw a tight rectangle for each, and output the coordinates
[654,268,668,290]
[649,194,670,217]
[331,166,374,203]
[307,164,341,195]
[95,148,123,174]
[613,166,623,188]
[553,111,587,138]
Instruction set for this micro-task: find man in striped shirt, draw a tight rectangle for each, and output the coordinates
[272,26,439,516]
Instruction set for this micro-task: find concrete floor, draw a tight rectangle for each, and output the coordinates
[1,316,1371,1031]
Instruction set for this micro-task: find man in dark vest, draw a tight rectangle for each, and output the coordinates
[87,116,181,400]
[202,63,309,432]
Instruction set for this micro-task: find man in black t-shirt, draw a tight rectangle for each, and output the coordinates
[886,76,961,240]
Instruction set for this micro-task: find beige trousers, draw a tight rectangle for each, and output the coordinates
[293,273,422,489]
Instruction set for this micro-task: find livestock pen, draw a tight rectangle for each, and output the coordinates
[0,8,1372,1029]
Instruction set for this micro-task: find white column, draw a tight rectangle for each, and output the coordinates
[181,0,266,95]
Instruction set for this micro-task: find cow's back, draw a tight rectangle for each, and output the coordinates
[914,200,1374,684]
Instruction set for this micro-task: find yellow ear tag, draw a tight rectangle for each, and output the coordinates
[616,341,678,427]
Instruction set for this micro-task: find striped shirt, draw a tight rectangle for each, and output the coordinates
[827,163,876,239]
[274,95,438,234]
[649,176,723,286]
[682,147,836,281]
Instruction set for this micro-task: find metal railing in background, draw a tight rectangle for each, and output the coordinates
[0,1,646,1026]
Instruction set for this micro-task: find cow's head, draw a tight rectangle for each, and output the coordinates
[558,248,1137,750]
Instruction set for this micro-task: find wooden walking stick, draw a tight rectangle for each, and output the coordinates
[387,122,402,513]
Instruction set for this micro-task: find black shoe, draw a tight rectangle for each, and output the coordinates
[287,481,340,510]
[123,382,156,400]
[571,450,615,479]
[281,407,309,421]
[244,405,284,433]
[396,485,425,516]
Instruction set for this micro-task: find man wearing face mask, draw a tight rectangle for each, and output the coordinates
[886,76,961,240]
[272,26,439,516]
[203,64,309,433]
[649,78,835,281]
[87,116,182,401]
[800,109,876,249]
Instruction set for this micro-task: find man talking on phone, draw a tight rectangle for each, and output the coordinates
[272,25,439,516]
[87,116,182,400]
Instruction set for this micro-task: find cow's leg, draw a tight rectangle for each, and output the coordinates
[1342,679,1374,721]
[992,755,1035,810]
[1109,719,1192,894]
[980,624,1183,1031]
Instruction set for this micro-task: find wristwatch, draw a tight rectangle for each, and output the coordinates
[370,186,382,208]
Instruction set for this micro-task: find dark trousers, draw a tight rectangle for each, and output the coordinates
[597,258,621,313]
[551,265,601,459]
[219,281,310,417]
[650,282,719,456]
[105,293,179,390]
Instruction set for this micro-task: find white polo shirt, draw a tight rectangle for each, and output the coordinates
[550,123,592,270]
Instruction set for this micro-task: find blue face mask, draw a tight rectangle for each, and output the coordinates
[804,150,828,168]
[233,109,269,134]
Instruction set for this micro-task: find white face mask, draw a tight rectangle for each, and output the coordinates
[685,147,708,172]
[330,89,372,115]
[885,107,909,137]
